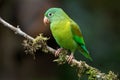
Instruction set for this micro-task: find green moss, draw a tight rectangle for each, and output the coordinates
[88,68,98,80]
[22,34,49,59]
[77,61,87,78]
[105,71,118,80]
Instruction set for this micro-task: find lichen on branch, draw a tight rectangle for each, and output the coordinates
[22,34,49,59]
[22,32,118,80]
[0,17,119,80]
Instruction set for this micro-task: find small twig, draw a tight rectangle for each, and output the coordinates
[0,17,34,40]
[0,17,119,80]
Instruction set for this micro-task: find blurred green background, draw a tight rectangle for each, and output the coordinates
[0,0,120,80]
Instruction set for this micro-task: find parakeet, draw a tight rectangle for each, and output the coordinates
[43,8,92,62]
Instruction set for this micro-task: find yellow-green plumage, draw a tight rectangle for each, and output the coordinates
[44,8,92,61]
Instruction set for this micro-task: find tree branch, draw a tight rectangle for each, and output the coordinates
[0,17,119,80]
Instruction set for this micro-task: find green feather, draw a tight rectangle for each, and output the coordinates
[80,45,93,61]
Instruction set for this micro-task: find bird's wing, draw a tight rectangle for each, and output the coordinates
[70,21,85,45]
[70,21,93,61]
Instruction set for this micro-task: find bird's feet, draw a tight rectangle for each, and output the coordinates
[67,53,74,64]
[55,48,63,57]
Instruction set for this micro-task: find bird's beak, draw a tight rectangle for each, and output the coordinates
[43,16,50,25]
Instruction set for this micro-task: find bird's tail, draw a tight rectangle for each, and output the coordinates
[79,45,93,61]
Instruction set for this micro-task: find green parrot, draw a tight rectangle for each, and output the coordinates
[43,8,92,62]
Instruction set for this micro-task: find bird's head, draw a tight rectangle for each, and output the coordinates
[43,8,67,25]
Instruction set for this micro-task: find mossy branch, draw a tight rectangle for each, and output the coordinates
[0,17,119,80]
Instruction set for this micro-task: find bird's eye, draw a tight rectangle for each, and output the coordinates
[48,12,53,17]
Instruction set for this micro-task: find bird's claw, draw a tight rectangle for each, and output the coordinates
[55,48,63,57]
[67,54,74,64]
